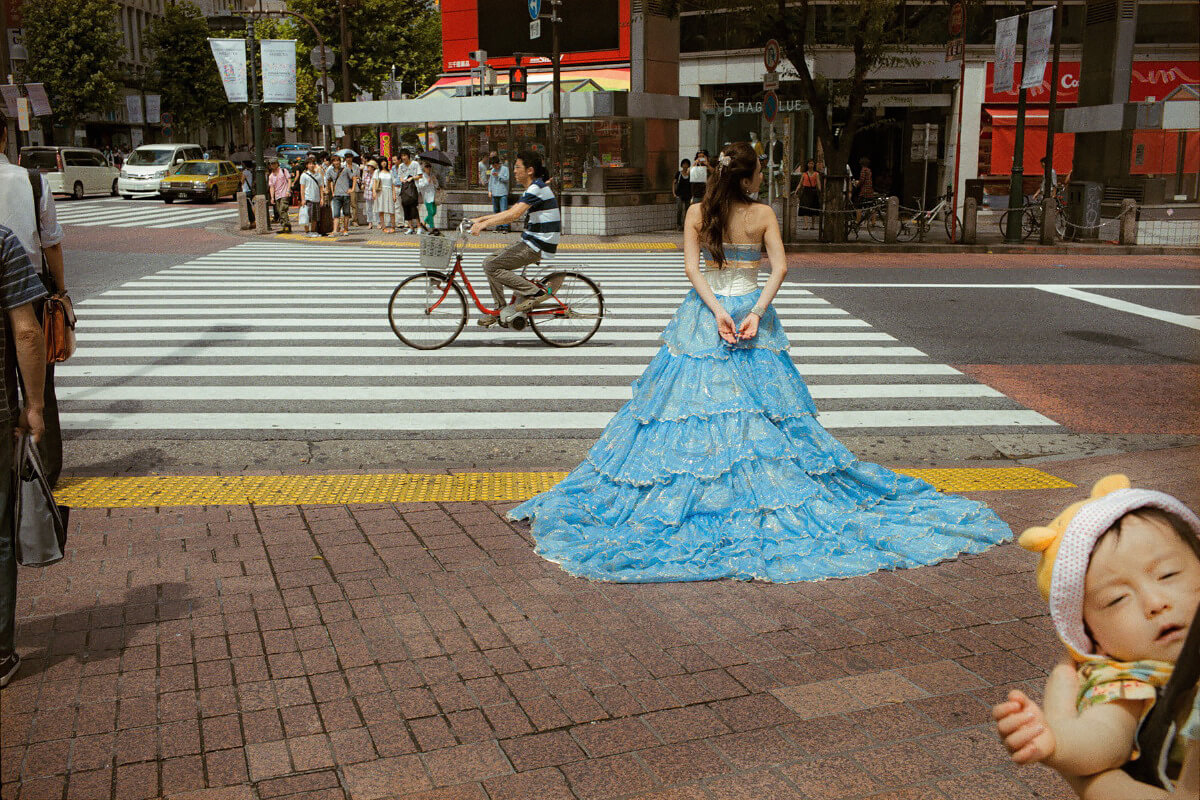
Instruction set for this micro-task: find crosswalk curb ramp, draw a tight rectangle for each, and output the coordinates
[56,468,1076,508]
[59,241,1064,438]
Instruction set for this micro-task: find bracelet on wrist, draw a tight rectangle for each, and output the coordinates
[750,304,768,317]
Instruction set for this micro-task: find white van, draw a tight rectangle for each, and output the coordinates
[117,143,203,198]
[18,147,120,199]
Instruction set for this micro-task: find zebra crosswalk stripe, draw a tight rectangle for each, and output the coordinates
[53,197,238,229]
[60,241,1062,436]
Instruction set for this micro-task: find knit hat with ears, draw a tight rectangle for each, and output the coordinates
[1018,474,1200,660]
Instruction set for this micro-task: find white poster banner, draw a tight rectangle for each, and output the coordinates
[145,94,161,123]
[209,38,248,103]
[0,84,19,117]
[284,108,296,129]
[25,83,51,116]
[993,14,1020,95]
[1021,6,1055,90]
[260,39,297,104]
[125,94,144,124]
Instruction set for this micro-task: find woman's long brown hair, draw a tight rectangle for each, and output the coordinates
[699,142,759,269]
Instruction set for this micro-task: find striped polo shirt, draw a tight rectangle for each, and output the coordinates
[0,224,50,422]
[519,178,560,255]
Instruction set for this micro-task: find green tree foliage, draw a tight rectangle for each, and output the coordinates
[22,0,124,134]
[143,2,229,136]
[284,0,442,102]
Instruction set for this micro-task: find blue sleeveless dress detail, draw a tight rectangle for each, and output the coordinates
[507,243,1012,583]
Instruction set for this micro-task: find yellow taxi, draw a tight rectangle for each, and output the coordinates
[158,159,242,203]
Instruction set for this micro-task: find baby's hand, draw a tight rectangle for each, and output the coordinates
[993,690,1057,765]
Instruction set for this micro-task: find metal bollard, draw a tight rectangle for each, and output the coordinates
[254,195,269,234]
[963,197,978,244]
[354,189,367,226]
[884,197,899,243]
[1040,197,1056,245]
[1119,198,1138,245]
[237,192,252,230]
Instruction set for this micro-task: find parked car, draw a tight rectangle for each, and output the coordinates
[18,146,120,199]
[118,143,203,198]
[158,160,242,203]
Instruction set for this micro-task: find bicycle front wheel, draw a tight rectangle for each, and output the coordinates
[389,270,467,350]
[944,213,964,243]
[529,271,604,347]
[865,208,887,242]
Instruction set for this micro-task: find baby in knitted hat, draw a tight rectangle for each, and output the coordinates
[992,475,1200,790]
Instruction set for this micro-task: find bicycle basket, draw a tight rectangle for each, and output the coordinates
[418,234,457,269]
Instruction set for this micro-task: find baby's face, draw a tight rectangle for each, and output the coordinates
[1082,514,1200,663]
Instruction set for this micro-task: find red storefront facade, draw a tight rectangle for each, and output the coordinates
[981,60,1199,180]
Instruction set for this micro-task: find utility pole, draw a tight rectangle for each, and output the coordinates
[1043,0,1063,201]
[549,0,562,186]
[1004,0,1033,244]
[246,17,267,198]
[338,0,351,146]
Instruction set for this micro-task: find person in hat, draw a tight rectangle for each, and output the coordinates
[992,475,1200,794]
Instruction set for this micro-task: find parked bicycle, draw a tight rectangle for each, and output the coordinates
[997,191,1068,241]
[846,196,888,242]
[389,220,605,350]
[897,189,963,243]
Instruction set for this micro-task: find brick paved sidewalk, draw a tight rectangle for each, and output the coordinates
[3,448,1197,800]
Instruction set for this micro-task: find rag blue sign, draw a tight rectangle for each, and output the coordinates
[529,0,541,20]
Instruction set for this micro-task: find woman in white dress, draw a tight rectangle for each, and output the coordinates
[373,158,396,233]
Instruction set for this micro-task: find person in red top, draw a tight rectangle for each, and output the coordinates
[267,160,292,233]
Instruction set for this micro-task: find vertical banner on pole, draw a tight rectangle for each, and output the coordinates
[16,97,29,132]
[125,94,144,124]
[1021,6,1055,90]
[259,39,297,104]
[379,132,391,159]
[25,83,51,116]
[145,94,161,124]
[208,38,249,103]
[993,14,1019,94]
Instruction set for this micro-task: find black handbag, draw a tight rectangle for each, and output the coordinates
[12,432,68,567]
[400,179,418,205]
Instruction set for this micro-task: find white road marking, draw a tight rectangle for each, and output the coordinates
[1035,285,1200,331]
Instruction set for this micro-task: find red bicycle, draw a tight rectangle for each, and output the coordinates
[389,220,605,350]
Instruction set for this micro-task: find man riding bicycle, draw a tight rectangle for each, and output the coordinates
[470,150,559,327]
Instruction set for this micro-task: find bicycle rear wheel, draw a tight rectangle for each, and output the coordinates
[944,213,964,243]
[865,207,887,242]
[389,270,467,350]
[529,271,604,347]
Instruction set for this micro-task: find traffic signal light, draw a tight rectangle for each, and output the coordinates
[509,67,528,102]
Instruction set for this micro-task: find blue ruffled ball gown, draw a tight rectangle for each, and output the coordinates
[507,245,1012,583]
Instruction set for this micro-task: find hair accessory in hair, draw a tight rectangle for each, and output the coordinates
[1019,474,1200,659]
[718,154,732,168]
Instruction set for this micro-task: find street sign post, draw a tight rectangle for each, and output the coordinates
[528,0,541,20]
[309,45,333,69]
[763,39,781,72]
[763,71,779,91]
[945,38,964,62]
[530,19,541,40]
[950,2,964,36]
[763,90,779,123]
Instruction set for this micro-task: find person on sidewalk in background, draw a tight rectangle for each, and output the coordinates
[300,159,323,238]
[267,160,292,233]
[0,224,50,689]
[689,151,709,205]
[488,156,511,234]
[478,149,497,188]
[362,160,378,229]
[327,154,352,237]
[395,150,422,235]
[993,475,1200,798]
[0,122,66,488]
[794,158,822,231]
[374,158,396,234]
[470,150,558,327]
[673,159,691,230]
[417,160,440,235]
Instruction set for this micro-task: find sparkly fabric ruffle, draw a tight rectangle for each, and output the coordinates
[507,289,1013,583]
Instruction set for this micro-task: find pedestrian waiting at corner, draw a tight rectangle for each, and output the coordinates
[267,160,292,234]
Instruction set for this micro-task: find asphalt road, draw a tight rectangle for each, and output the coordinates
[56,220,1199,475]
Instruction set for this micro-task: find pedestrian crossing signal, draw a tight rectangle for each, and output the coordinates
[509,67,528,102]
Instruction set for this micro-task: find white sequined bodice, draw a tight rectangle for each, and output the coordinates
[704,267,759,296]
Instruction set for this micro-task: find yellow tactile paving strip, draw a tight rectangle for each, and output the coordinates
[273,232,679,251]
[55,468,1073,509]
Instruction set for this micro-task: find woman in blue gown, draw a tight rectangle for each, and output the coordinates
[508,142,1012,583]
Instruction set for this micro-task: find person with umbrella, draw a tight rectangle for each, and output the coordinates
[395,149,422,235]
